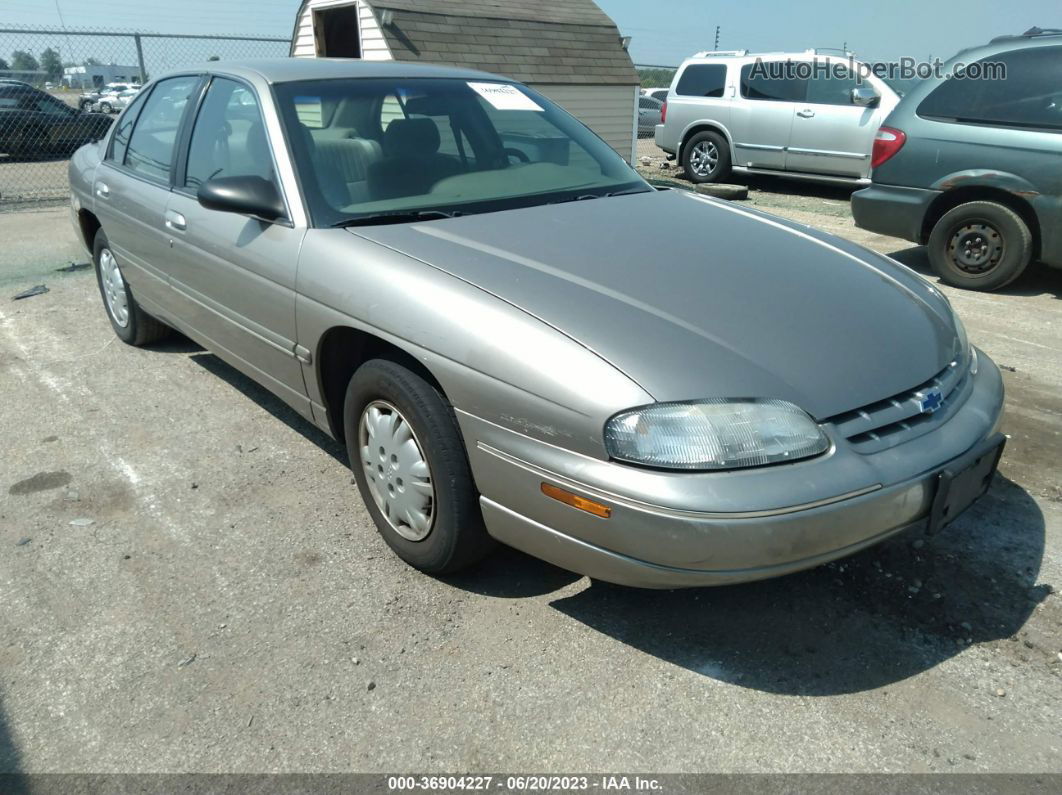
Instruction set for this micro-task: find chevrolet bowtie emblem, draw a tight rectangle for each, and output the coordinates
[918,389,944,414]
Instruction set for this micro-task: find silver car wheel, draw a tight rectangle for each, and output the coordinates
[359,400,435,542]
[99,248,130,328]
[689,140,719,178]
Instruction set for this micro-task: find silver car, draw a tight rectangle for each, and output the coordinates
[69,59,1005,588]
[656,50,899,185]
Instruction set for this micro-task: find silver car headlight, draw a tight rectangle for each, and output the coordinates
[604,399,829,471]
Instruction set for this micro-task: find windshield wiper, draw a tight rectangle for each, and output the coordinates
[549,187,652,205]
[606,187,653,197]
[332,209,462,228]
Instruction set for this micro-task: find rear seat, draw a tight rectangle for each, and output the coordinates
[312,136,382,205]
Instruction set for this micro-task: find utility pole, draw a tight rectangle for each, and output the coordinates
[714,26,720,50]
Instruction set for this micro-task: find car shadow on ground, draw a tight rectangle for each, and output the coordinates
[0,697,20,774]
[742,174,857,202]
[453,476,1045,696]
[890,246,1062,300]
[187,350,347,466]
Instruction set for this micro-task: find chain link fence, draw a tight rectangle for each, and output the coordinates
[635,64,678,139]
[0,26,288,209]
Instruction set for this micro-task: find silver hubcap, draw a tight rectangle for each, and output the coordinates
[359,400,435,542]
[690,140,719,177]
[99,248,130,328]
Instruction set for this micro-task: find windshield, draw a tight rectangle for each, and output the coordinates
[273,77,650,226]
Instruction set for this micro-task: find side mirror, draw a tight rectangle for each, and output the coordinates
[197,176,285,223]
[851,86,880,108]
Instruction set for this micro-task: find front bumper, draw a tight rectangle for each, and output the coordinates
[460,353,1004,588]
[851,183,941,244]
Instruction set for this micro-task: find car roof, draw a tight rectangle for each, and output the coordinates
[176,58,507,85]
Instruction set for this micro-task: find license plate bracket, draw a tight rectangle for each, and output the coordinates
[927,433,1006,534]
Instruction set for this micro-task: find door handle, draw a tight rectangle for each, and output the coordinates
[95,182,110,198]
[165,210,187,232]
[797,109,816,118]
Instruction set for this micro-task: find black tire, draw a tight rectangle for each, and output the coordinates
[100,102,113,114]
[682,130,731,184]
[92,229,170,346]
[343,358,494,576]
[927,201,1033,291]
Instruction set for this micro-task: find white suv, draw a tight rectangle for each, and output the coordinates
[655,50,899,184]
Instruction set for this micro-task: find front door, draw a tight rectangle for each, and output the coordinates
[785,67,884,178]
[163,76,309,416]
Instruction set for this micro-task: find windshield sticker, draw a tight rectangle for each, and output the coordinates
[467,82,543,111]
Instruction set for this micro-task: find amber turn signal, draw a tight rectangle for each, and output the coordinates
[540,482,612,519]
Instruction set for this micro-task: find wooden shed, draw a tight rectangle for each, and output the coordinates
[291,0,640,161]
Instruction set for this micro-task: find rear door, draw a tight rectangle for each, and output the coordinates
[164,75,309,412]
[92,75,202,313]
[731,61,805,170]
[786,65,884,178]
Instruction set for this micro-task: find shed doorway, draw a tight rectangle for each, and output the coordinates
[314,4,362,58]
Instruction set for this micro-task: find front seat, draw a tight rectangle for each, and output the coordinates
[367,117,462,201]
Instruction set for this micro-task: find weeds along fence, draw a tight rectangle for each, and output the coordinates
[0,26,288,208]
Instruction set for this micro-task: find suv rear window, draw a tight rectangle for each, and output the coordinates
[675,64,727,98]
[917,46,1062,131]
[740,63,806,102]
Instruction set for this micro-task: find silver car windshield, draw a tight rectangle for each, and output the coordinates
[273,78,650,226]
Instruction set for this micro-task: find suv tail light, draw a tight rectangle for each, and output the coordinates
[661,101,667,124]
[871,126,906,169]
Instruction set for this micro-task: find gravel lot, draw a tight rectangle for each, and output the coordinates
[1,181,1060,774]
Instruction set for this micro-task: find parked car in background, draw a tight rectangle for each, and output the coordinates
[0,83,113,157]
[637,95,663,136]
[94,88,140,114]
[853,28,1062,291]
[641,87,669,103]
[656,49,900,184]
[78,82,137,111]
[69,59,1004,588]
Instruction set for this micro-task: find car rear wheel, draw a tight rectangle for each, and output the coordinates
[343,358,494,576]
[682,130,731,184]
[93,229,170,346]
[927,201,1033,291]
[99,102,113,114]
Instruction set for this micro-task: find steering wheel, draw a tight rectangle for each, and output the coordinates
[504,147,530,165]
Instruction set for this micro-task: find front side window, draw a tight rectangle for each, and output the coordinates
[918,46,1062,131]
[124,75,200,182]
[185,77,277,190]
[740,63,807,102]
[806,68,866,106]
[676,64,727,98]
[273,78,649,226]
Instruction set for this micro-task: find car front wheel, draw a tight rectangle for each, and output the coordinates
[344,358,494,576]
[927,201,1033,291]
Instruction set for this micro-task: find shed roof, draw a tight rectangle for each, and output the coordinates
[295,0,639,86]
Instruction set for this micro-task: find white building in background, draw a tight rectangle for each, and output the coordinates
[289,0,640,162]
[62,64,141,89]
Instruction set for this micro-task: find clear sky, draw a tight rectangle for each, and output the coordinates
[0,0,1057,66]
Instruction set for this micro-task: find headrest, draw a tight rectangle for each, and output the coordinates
[383,117,440,158]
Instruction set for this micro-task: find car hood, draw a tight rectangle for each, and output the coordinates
[350,189,958,419]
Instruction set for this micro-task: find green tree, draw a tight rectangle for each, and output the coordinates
[208,55,220,61]
[40,48,63,81]
[0,57,9,73]
[83,57,102,66]
[11,50,39,74]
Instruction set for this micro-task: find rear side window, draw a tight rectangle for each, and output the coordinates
[740,63,807,102]
[918,46,1062,131]
[676,64,727,98]
[108,91,149,163]
[124,75,200,182]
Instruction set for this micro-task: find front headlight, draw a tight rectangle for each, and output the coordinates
[604,399,830,471]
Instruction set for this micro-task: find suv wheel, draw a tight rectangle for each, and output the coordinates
[682,130,731,184]
[928,201,1033,291]
[343,358,494,576]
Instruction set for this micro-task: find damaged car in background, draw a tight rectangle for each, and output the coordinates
[68,59,1005,588]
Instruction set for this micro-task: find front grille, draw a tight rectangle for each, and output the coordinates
[826,357,971,455]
